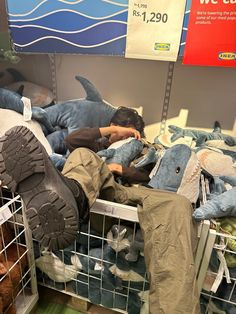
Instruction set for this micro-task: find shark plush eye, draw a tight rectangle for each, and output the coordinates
[176,167,181,174]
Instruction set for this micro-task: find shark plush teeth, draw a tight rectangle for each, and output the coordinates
[148,144,201,203]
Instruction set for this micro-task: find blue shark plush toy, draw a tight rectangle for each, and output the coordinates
[160,125,236,147]
[0,75,118,160]
[148,144,201,203]
[44,76,116,134]
[97,138,143,168]
[193,176,236,220]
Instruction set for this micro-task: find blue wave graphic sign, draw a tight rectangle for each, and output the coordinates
[6,0,128,55]
[6,0,190,56]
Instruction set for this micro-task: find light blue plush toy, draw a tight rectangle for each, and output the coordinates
[158,125,236,146]
[43,75,116,134]
[97,138,143,168]
[0,74,118,166]
[193,176,236,221]
[1,74,117,136]
[134,146,161,168]
[148,144,201,203]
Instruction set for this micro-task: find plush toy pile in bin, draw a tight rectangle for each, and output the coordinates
[1,69,236,312]
[34,222,149,314]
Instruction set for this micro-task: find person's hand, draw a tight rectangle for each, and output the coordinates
[113,126,141,140]
[107,163,123,175]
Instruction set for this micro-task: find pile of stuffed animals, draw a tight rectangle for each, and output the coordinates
[0,68,236,312]
[1,67,235,244]
[34,222,148,314]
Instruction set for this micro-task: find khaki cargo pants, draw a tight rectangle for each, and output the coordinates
[62,148,200,314]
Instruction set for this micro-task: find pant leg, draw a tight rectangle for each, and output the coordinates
[126,187,200,314]
[62,148,200,313]
[62,148,127,233]
[62,147,126,207]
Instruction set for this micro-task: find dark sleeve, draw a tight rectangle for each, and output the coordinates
[64,127,104,152]
[121,166,150,185]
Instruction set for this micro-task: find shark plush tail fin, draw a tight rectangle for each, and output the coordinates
[75,75,103,102]
[213,121,221,133]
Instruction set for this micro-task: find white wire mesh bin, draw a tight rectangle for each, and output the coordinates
[0,187,38,314]
[32,197,214,314]
[198,221,236,314]
[33,199,149,314]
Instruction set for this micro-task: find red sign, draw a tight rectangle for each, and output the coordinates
[183,0,236,67]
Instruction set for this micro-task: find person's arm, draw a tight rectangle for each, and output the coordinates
[65,125,141,152]
[99,125,141,140]
[64,127,104,152]
[107,164,150,184]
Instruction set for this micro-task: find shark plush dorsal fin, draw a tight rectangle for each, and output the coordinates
[75,75,103,102]
[213,121,221,133]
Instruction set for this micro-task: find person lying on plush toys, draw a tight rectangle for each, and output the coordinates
[0,75,148,173]
[65,106,153,185]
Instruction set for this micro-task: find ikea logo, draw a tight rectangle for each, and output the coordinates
[154,43,170,51]
[218,52,236,60]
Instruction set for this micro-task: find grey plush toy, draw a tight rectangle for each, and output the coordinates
[106,224,144,262]
[125,229,144,262]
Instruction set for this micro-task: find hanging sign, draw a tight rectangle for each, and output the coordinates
[183,0,236,67]
[125,0,187,61]
[6,0,128,55]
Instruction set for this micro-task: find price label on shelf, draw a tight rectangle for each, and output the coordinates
[125,0,186,61]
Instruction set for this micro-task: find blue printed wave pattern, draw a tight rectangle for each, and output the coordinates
[9,11,127,32]
[8,0,128,19]
[7,0,128,54]
[11,22,127,47]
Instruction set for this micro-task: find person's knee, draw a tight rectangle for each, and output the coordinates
[67,147,102,166]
